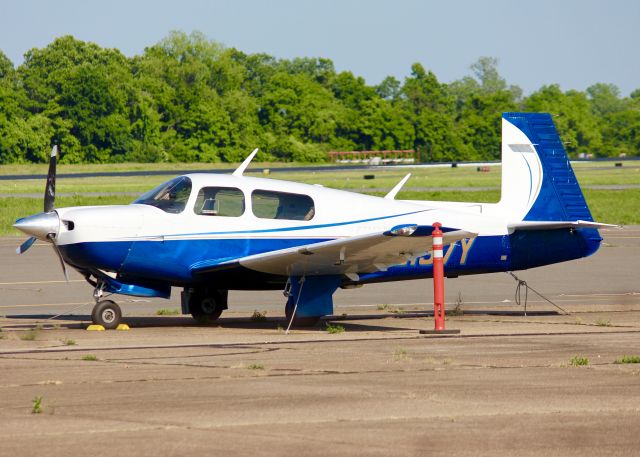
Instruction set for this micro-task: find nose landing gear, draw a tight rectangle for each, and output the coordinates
[91,299,122,329]
[91,279,122,329]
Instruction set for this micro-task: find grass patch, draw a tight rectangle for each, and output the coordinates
[156,308,180,316]
[389,306,406,315]
[251,310,267,322]
[61,338,76,346]
[595,318,611,327]
[81,354,98,361]
[393,347,410,360]
[569,355,589,366]
[247,363,264,370]
[325,323,345,334]
[614,355,640,364]
[377,304,389,311]
[31,396,43,414]
[582,189,640,225]
[20,329,39,341]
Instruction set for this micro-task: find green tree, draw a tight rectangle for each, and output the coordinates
[450,58,520,160]
[18,36,135,163]
[586,83,624,117]
[401,63,468,161]
[525,84,603,157]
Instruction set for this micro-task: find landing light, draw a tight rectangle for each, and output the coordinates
[389,224,418,236]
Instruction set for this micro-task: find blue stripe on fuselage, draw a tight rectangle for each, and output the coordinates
[60,228,600,289]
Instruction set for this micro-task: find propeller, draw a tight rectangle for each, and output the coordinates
[48,233,69,282]
[14,145,68,280]
[44,145,57,212]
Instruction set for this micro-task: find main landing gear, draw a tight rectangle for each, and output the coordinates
[182,288,228,324]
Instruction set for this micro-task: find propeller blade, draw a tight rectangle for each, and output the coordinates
[44,145,57,213]
[16,237,37,254]
[47,233,69,282]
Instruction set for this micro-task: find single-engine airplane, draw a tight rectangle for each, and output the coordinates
[14,113,613,328]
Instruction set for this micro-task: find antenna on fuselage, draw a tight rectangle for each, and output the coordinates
[232,148,259,177]
[384,173,411,200]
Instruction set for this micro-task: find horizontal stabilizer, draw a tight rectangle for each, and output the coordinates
[508,220,620,232]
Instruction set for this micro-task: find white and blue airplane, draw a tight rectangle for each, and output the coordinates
[14,113,612,328]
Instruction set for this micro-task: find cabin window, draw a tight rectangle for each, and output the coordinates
[251,190,315,221]
[193,187,245,217]
[133,176,192,214]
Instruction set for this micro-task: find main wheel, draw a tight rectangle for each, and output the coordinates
[285,299,321,327]
[91,300,122,329]
[189,289,226,324]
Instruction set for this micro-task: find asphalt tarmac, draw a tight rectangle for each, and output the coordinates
[0,227,639,456]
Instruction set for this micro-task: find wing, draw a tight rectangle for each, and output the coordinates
[191,225,476,279]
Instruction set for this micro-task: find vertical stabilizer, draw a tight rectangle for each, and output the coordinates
[499,113,593,222]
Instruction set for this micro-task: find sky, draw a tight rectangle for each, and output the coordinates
[0,0,638,95]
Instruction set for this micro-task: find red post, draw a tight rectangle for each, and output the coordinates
[432,222,446,331]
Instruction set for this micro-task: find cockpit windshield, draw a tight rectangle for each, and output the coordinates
[133,176,192,214]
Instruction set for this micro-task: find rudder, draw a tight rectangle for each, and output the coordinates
[499,112,594,222]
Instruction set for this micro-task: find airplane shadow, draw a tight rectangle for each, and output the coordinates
[3,308,559,332]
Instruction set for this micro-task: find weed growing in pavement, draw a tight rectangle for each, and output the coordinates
[393,347,410,361]
[450,292,464,316]
[325,323,345,334]
[81,354,98,361]
[377,304,389,311]
[61,338,76,346]
[614,355,640,364]
[156,308,180,316]
[595,318,612,327]
[389,307,405,315]
[31,396,43,414]
[247,363,264,370]
[569,355,589,366]
[20,329,39,341]
[251,310,267,322]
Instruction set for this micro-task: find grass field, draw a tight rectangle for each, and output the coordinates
[1,161,638,236]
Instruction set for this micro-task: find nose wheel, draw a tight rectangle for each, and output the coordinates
[91,300,122,329]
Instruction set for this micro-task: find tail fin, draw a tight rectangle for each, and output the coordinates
[498,112,594,222]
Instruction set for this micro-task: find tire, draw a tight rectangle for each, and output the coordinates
[285,299,320,327]
[91,300,122,330]
[189,290,226,324]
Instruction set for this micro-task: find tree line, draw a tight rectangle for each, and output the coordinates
[0,31,638,164]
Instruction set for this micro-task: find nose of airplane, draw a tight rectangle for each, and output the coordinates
[13,212,60,240]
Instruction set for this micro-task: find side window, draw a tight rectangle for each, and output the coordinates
[194,187,245,217]
[251,190,315,221]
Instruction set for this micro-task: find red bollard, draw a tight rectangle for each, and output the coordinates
[432,222,445,331]
[420,222,460,335]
